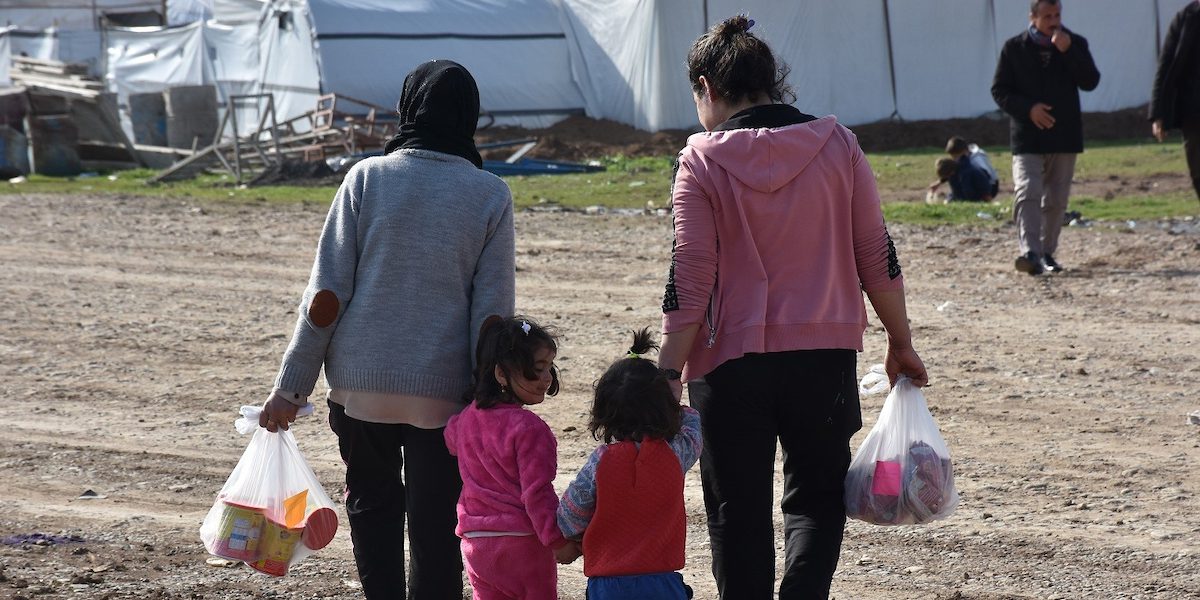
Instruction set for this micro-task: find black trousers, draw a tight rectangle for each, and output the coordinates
[1183,115,1200,200]
[688,350,861,600]
[327,400,464,600]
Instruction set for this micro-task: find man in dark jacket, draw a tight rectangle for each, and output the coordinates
[992,0,1100,275]
[1150,1,1200,200]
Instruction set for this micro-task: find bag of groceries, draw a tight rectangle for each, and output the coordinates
[845,367,958,525]
[199,405,338,576]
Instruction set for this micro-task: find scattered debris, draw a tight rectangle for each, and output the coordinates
[1188,410,1200,425]
[1,533,85,546]
[205,557,240,568]
[77,489,106,500]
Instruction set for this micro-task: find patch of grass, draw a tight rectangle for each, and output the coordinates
[1070,192,1198,221]
[3,139,1194,221]
[882,201,1010,227]
[507,154,674,211]
[3,169,337,204]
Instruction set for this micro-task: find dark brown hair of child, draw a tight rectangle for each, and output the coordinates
[687,14,795,105]
[469,315,560,409]
[589,327,682,444]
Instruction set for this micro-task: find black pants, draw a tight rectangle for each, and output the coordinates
[1183,115,1200,200]
[327,400,464,600]
[689,350,861,600]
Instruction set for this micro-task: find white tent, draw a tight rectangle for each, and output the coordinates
[0,0,163,30]
[569,0,1198,130]
[0,27,9,86]
[257,0,319,131]
[306,0,587,128]
[6,0,1197,139]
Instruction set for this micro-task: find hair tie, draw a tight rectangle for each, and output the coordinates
[520,320,531,335]
[746,19,755,31]
[626,351,641,359]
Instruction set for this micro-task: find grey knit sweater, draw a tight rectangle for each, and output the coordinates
[274,149,515,402]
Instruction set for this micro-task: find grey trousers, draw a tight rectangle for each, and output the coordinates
[1011,153,1077,256]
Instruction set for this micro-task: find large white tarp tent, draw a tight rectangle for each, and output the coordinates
[5,0,1196,139]
[167,0,267,25]
[306,0,587,128]
[0,1,163,30]
[104,19,281,139]
[568,0,1197,131]
[0,27,9,86]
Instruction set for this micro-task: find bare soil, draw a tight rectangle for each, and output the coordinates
[1,192,1198,600]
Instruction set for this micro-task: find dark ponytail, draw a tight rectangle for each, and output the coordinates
[589,327,681,443]
[687,14,794,105]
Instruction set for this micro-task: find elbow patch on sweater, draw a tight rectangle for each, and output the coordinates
[308,289,339,328]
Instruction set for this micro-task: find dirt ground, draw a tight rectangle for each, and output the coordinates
[1,188,1198,600]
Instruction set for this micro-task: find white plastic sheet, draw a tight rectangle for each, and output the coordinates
[214,0,268,24]
[307,0,587,128]
[258,1,321,133]
[888,0,999,121]
[0,1,162,30]
[0,29,10,87]
[562,0,702,132]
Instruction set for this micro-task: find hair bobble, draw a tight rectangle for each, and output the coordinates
[747,19,755,31]
[520,320,531,335]
[626,351,641,359]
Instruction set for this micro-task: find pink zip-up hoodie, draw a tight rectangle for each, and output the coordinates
[661,114,904,381]
[444,402,569,550]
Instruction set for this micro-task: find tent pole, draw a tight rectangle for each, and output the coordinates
[881,0,899,120]
[703,0,708,33]
[1153,0,1162,58]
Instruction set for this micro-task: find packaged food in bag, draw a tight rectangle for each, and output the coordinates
[200,405,339,575]
[845,369,958,525]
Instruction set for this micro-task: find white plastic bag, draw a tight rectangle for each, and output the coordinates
[199,405,338,576]
[845,370,958,525]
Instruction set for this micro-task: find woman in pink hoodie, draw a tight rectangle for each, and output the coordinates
[445,316,582,599]
[656,15,929,600]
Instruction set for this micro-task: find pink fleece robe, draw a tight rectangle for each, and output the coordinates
[444,402,568,550]
[663,115,904,381]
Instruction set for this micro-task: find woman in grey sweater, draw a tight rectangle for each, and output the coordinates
[261,60,515,599]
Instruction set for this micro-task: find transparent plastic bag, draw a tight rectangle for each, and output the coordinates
[199,405,339,576]
[845,369,958,525]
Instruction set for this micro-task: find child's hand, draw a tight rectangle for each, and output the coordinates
[554,541,583,564]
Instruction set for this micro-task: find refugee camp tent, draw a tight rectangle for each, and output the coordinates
[104,13,315,140]
[305,0,588,128]
[0,0,164,30]
[568,0,1197,130]
[5,0,1196,140]
[0,28,9,87]
[168,0,267,25]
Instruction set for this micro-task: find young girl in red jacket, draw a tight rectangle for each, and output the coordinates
[557,328,703,600]
[445,316,582,600]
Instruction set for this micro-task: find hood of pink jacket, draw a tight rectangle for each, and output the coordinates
[685,115,839,193]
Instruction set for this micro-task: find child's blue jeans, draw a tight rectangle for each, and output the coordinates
[586,572,691,600]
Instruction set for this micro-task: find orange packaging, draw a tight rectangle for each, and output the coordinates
[249,519,303,576]
[210,501,265,562]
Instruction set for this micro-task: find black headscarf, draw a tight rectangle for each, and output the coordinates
[384,60,483,168]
